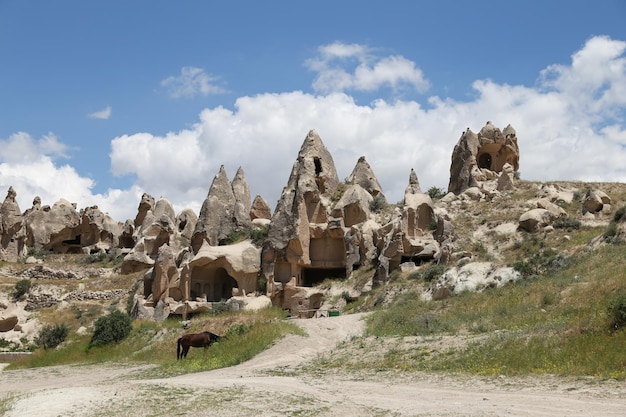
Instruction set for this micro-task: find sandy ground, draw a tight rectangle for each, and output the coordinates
[2,313,626,417]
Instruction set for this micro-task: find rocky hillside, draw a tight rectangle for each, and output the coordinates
[1,176,624,351]
[2,123,626,352]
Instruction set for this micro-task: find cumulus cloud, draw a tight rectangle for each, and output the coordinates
[306,41,430,94]
[1,35,625,223]
[88,106,112,120]
[161,66,228,99]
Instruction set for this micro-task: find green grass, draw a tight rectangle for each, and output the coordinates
[7,307,303,376]
[358,242,626,379]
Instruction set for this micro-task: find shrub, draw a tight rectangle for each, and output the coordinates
[427,186,447,200]
[89,310,132,348]
[369,195,387,213]
[422,264,444,282]
[250,224,269,247]
[36,324,68,349]
[607,292,626,331]
[13,279,31,300]
[553,217,581,231]
[614,206,626,223]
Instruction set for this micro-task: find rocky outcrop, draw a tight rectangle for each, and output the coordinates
[424,262,521,300]
[375,170,439,283]
[191,165,252,252]
[0,187,25,262]
[250,195,272,221]
[346,156,386,200]
[78,206,121,254]
[22,198,81,252]
[121,197,177,274]
[583,189,612,214]
[448,122,519,195]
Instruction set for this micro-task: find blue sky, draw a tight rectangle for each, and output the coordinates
[1,1,626,221]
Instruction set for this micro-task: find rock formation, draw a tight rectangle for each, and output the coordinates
[191,165,252,252]
[448,121,519,195]
[346,156,386,200]
[250,195,272,221]
[0,187,25,262]
[22,198,81,252]
[78,206,121,254]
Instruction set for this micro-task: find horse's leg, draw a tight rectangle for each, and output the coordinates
[177,338,182,360]
[183,345,190,358]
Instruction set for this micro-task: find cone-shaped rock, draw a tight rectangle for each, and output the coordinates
[250,195,272,220]
[404,168,422,197]
[232,166,252,228]
[346,156,385,200]
[192,165,237,252]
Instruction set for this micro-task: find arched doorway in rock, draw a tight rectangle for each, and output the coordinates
[477,153,493,170]
[190,266,238,302]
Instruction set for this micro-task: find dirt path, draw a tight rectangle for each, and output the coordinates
[2,313,626,416]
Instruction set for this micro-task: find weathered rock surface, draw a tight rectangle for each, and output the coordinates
[250,195,272,221]
[424,262,521,300]
[192,165,252,252]
[22,198,81,252]
[448,121,519,195]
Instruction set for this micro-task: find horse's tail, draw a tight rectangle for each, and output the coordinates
[177,337,182,359]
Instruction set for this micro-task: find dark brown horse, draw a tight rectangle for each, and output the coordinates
[177,331,221,359]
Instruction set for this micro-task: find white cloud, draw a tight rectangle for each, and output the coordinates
[2,35,626,223]
[88,106,112,120]
[307,41,429,94]
[161,66,228,99]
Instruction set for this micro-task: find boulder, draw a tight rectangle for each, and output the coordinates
[424,262,521,300]
[518,208,555,232]
[0,315,18,332]
[583,190,612,214]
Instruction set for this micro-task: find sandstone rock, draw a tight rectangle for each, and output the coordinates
[0,315,18,332]
[79,206,121,253]
[263,130,342,287]
[0,186,25,262]
[518,208,555,232]
[185,240,261,301]
[250,195,272,221]
[192,165,238,251]
[424,262,521,300]
[22,198,81,252]
[175,208,198,242]
[536,198,566,219]
[583,190,612,214]
[346,156,386,199]
[448,122,519,195]
[331,184,372,227]
[232,167,253,228]
[496,169,514,192]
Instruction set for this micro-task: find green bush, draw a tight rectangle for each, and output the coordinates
[13,279,31,300]
[36,324,69,349]
[422,264,444,282]
[427,186,447,200]
[614,206,626,223]
[89,311,132,348]
[369,195,388,213]
[607,292,626,331]
[553,217,581,230]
